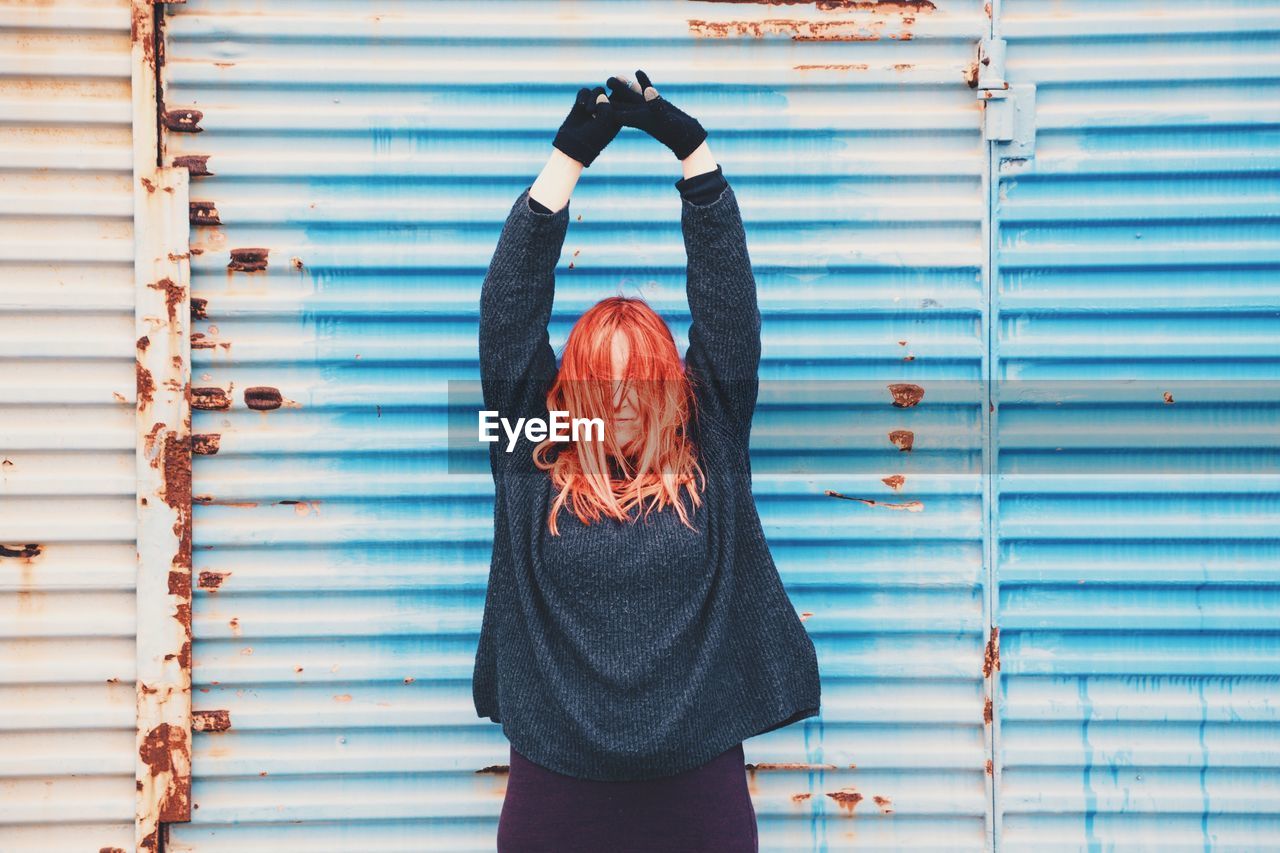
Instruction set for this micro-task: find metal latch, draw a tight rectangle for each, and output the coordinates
[975,37,1036,157]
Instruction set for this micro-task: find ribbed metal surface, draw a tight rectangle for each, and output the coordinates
[161,1,990,849]
[0,2,138,851]
[992,1,1280,850]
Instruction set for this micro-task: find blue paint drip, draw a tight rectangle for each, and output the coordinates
[1197,678,1211,853]
[803,714,828,853]
[1078,676,1100,853]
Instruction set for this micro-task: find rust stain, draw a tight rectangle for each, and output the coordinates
[892,63,913,71]
[881,474,905,490]
[888,429,914,451]
[0,543,42,559]
[143,422,165,461]
[825,489,924,511]
[404,676,415,684]
[873,795,893,814]
[229,617,240,636]
[192,710,231,732]
[162,108,204,133]
[148,276,183,325]
[136,361,155,411]
[190,333,215,350]
[228,248,268,272]
[191,297,208,320]
[160,430,193,570]
[986,758,994,775]
[983,697,993,724]
[692,0,935,9]
[334,693,353,702]
[687,15,918,41]
[100,847,127,853]
[137,334,150,353]
[140,176,156,194]
[794,63,870,71]
[245,386,283,411]
[1163,391,1175,403]
[983,626,1001,677]
[291,256,305,271]
[198,570,230,590]
[192,387,231,410]
[888,383,924,407]
[791,792,812,802]
[138,722,191,821]
[173,154,212,176]
[191,434,220,454]
[799,611,813,621]
[827,789,864,814]
[746,761,841,772]
[190,201,221,226]
[475,764,509,774]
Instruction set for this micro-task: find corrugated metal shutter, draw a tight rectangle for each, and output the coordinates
[992,1,1280,850]
[0,2,138,850]
[160,1,991,849]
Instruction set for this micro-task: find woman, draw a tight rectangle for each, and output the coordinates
[473,71,822,852]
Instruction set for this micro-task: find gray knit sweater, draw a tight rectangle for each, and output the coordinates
[472,175,822,782]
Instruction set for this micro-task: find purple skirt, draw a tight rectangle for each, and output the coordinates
[498,741,759,853]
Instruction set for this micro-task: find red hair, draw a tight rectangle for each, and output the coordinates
[534,296,705,535]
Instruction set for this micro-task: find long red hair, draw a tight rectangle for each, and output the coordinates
[534,296,705,535]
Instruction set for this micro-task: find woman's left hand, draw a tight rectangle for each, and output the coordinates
[552,86,620,168]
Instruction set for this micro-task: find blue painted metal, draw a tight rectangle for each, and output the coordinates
[160,1,992,849]
[991,1,1280,851]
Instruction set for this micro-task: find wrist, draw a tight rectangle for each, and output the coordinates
[530,148,583,212]
[680,141,716,178]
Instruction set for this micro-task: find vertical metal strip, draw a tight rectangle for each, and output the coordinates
[133,1,193,849]
[982,1,1003,851]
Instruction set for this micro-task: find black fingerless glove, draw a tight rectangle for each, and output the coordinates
[552,86,620,168]
[606,70,707,161]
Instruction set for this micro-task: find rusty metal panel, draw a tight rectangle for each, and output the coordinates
[991,1,1280,850]
[0,1,139,851]
[158,1,993,850]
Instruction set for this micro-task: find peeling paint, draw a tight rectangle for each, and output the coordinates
[192,387,232,410]
[192,433,220,454]
[983,626,1001,677]
[825,489,924,511]
[228,247,269,272]
[244,386,284,411]
[162,108,203,133]
[688,14,922,41]
[198,570,230,590]
[888,383,924,407]
[173,154,212,176]
[192,710,231,732]
[136,361,155,411]
[189,200,220,226]
[888,429,914,451]
[827,789,864,813]
[881,474,905,490]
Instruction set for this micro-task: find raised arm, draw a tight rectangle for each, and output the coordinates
[678,148,762,440]
[606,71,761,441]
[478,87,621,431]
[477,172,572,426]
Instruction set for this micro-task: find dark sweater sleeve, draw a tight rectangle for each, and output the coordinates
[478,186,570,444]
[679,173,761,440]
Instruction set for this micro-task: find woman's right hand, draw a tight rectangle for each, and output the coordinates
[551,86,620,168]
[606,69,708,161]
